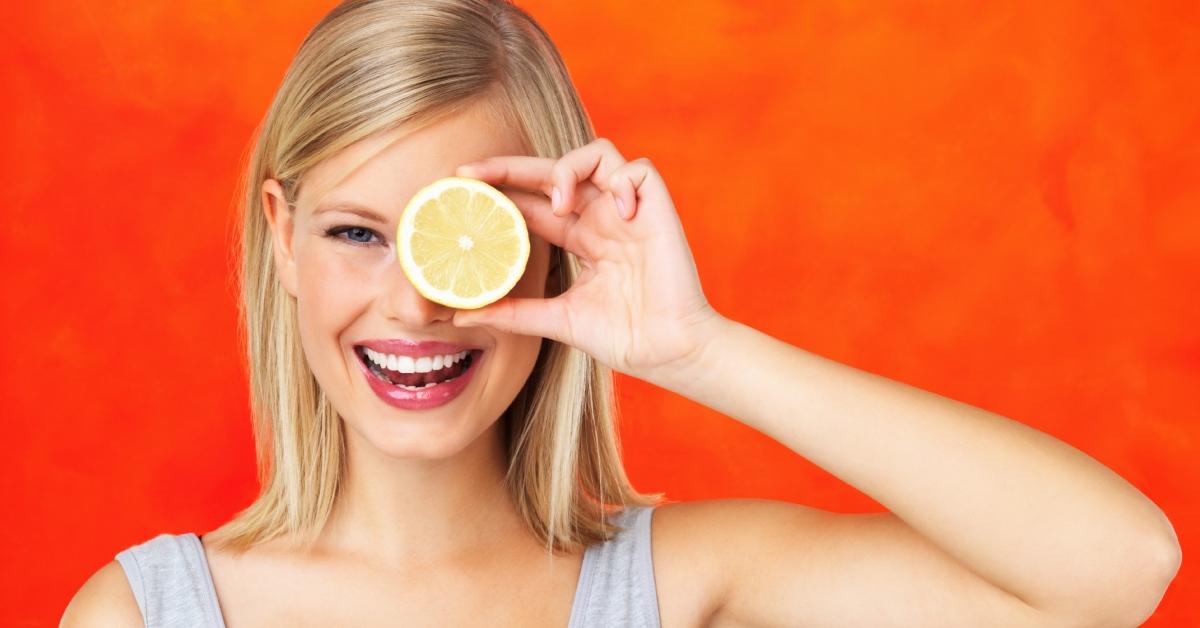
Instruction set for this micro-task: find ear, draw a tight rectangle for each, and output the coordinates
[262,178,299,298]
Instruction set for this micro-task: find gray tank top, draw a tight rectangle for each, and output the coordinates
[114,505,661,627]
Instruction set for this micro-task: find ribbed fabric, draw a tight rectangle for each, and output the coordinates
[566,504,662,628]
[113,526,226,627]
[114,504,660,627]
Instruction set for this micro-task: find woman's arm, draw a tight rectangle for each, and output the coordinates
[60,560,144,627]
[450,140,1181,624]
[651,313,1182,624]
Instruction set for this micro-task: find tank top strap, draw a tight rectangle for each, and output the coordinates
[114,532,226,628]
[568,504,662,627]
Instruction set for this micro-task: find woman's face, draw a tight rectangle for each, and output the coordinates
[261,98,552,460]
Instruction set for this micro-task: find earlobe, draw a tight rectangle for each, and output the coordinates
[261,178,299,298]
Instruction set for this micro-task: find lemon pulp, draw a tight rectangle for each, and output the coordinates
[397,176,530,309]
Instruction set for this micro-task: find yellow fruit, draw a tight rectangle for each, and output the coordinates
[397,176,530,310]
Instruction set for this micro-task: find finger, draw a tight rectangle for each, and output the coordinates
[606,158,662,221]
[457,138,626,217]
[498,182,604,222]
[549,137,627,217]
[451,295,573,345]
[500,188,584,257]
[456,156,555,198]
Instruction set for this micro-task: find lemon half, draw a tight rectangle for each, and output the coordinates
[397,176,530,310]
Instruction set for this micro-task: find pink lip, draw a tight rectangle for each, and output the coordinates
[354,346,486,410]
[356,338,482,357]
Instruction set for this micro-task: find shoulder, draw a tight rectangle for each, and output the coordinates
[649,498,798,626]
[60,559,144,628]
[651,498,873,627]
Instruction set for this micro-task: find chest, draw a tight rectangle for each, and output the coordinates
[199,514,716,628]
[206,545,584,628]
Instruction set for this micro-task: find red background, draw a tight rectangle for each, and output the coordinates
[2,1,1196,625]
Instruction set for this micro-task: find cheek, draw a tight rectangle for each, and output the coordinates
[293,241,379,352]
[296,238,385,294]
[299,250,364,301]
[489,333,542,398]
[485,238,547,400]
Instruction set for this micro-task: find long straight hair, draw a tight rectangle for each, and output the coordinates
[205,0,663,555]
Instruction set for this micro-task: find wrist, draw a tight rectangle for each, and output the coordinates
[646,307,733,396]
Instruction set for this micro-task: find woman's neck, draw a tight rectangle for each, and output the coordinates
[314,420,522,568]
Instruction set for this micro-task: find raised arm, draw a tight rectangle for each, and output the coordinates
[447,138,1181,626]
[650,314,1182,627]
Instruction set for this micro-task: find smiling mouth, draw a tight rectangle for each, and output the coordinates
[354,346,482,390]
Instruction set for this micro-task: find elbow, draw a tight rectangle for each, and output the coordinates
[1093,536,1182,628]
[1117,537,1182,626]
[1124,505,1184,622]
[1104,503,1183,627]
[1048,534,1182,628]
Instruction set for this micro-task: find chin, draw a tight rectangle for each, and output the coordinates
[345,399,504,461]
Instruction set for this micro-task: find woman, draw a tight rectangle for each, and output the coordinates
[62,1,1180,626]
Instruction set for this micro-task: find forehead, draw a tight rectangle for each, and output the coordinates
[299,97,528,217]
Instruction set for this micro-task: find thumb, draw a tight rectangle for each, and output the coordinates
[452,296,570,343]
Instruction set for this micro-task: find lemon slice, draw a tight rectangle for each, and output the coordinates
[397,176,530,309]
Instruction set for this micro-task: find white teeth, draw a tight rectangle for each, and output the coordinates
[363,348,470,374]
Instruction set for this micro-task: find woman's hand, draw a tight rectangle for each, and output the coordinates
[450,137,726,387]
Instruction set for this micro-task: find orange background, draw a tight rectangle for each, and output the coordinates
[3,1,1197,625]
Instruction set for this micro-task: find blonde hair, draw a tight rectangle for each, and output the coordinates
[206,0,664,555]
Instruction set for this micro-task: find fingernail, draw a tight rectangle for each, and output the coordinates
[616,197,626,218]
[551,186,561,211]
[458,165,477,176]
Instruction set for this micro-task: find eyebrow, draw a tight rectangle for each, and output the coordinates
[312,201,390,224]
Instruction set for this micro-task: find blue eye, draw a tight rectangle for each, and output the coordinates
[325,225,384,247]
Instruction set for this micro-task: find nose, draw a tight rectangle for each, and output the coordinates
[378,260,456,327]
